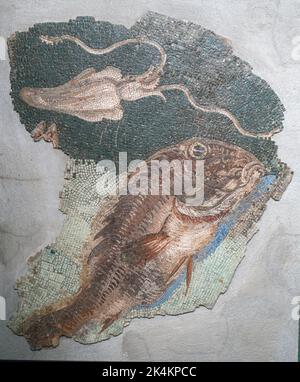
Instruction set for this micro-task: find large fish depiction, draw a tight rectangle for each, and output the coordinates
[22,138,265,349]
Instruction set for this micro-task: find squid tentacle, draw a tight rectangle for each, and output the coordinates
[40,34,166,77]
[157,84,281,139]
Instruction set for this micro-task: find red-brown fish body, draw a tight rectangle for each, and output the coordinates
[23,138,265,349]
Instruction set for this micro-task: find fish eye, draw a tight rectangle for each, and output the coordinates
[190,143,207,158]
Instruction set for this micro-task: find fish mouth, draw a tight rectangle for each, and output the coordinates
[175,139,266,217]
[147,138,266,217]
[176,160,265,218]
[202,161,265,210]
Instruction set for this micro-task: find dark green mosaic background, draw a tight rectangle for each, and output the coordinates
[8,12,284,172]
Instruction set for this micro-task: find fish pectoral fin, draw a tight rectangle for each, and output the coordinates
[122,232,170,265]
[166,255,193,294]
[167,256,187,283]
[185,256,193,295]
[139,232,171,263]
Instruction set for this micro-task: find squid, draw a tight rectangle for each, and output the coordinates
[20,34,281,141]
